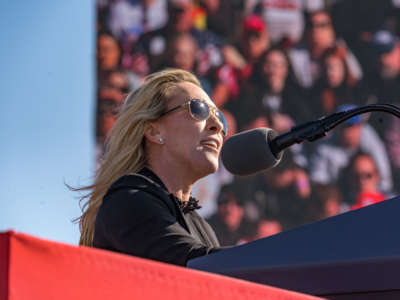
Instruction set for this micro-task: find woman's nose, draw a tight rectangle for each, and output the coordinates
[207,110,224,135]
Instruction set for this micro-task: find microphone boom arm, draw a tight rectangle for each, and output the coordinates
[270,104,400,157]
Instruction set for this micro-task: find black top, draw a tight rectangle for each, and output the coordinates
[93,168,222,266]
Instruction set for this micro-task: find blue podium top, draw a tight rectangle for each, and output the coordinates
[189,196,400,296]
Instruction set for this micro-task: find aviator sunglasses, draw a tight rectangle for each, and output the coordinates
[160,98,228,136]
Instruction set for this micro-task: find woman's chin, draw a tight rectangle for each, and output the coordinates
[196,154,219,178]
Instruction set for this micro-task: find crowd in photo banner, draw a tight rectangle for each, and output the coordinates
[96,0,400,246]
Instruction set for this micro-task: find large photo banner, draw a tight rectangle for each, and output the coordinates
[95,0,400,246]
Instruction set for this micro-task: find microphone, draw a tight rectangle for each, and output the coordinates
[221,128,283,176]
[221,104,400,176]
[221,115,338,175]
[221,117,330,175]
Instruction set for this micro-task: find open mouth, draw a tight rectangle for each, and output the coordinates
[201,140,219,151]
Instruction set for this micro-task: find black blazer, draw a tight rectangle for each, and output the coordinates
[93,168,222,266]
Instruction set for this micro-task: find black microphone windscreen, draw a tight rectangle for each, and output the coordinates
[221,128,283,176]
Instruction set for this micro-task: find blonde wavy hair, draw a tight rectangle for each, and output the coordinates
[75,69,200,246]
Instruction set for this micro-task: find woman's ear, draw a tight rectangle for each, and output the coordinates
[144,122,164,145]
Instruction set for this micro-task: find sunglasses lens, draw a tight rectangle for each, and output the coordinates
[190,99,210,120]
[189,99,228,136]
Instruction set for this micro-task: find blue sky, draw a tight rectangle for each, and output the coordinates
[0,1,95,244]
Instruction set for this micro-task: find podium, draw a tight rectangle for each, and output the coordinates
[0,230,321,300]
[189,196,400,299]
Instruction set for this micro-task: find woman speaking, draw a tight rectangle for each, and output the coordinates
[76,69,228,266]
